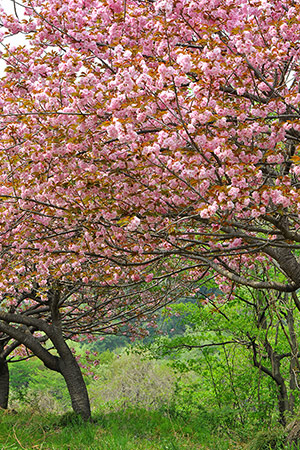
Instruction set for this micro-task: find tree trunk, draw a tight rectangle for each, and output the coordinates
[48,287,91,421]
[0,356,9,409]
[58,350,91,421]
[286,308,300,414]
[250,335,290,426]
[277,381,289,426]
[264,340,289,426]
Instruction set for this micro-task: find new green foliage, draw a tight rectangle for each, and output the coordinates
[144,285,300,432]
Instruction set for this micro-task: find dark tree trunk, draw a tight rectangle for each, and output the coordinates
[0,356,9,409]
[48,288,91,421]
[58,350,91,421]
[277,381,289,426]
[264,340,289,426]
[286,308,300,415]
[249,335,290,426]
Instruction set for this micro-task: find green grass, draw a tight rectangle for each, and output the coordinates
[0,408,241,450]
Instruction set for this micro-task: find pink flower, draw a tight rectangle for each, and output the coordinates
[228,187,240,199]
[126,216,141,231]
[177,54,192,72]
[131,273,140,282]
[145,274,154,283]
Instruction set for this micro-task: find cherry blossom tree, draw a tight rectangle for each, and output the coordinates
[0,0,300,419]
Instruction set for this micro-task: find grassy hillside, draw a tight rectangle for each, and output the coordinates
[0,408,242,450]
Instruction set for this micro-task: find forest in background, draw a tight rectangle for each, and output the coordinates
[3,285,300,450]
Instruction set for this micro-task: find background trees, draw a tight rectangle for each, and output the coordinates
[150,286,300,426]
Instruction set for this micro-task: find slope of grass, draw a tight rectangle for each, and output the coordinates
[0,408,241,450]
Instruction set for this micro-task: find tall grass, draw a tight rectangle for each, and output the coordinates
[0,407,238,450]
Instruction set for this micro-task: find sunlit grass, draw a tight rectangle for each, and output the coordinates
[0,408,238,450]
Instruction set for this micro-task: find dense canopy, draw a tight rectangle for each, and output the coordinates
[0,0,299,299]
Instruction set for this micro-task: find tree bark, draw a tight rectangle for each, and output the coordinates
[48,287,91,421]
[0,356,9,409]
[286,308,300,414]
[264,340,290,426]
[58,349,91,421]
[249,335,289,426]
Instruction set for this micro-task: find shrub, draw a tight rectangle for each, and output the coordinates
[246,428,286,450]
[88,352,176,411]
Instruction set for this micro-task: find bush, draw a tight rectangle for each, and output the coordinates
[246,428,286,450]
[88,352,176,411]
[286,418,300,448]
